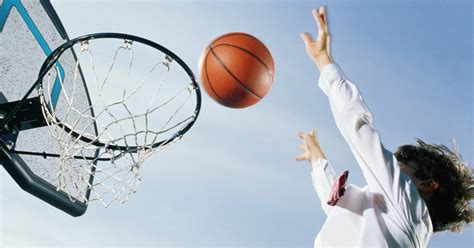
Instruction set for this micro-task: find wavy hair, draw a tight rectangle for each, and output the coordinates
[395,139,473,232]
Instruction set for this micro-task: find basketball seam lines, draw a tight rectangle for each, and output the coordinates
[212,32,247,41]
[209,33,255,46]
[212,43,272,72]
[210,33,273,66]
[204,48,228,105]
[208,46,263,99]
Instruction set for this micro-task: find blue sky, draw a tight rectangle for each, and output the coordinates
[1,0,472,247]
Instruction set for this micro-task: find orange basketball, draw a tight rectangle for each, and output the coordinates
[199,32,275,108]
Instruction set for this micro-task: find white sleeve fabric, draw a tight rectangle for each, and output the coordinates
[316,64,432,246]
[318,63,404,204]
[310,158,337,215]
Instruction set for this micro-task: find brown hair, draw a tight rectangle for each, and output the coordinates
[395,139,473,232]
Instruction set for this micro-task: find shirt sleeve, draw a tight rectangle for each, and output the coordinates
[317,63,400,201]
[317,64,432,246]
[310,158,337,215]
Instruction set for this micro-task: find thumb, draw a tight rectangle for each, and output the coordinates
[300,32,313,47]
[295,155,307,161]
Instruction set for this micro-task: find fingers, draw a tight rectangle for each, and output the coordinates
[298,130,315,141]
[321,6,329,33]
[310,129,317,137]
[297,131,306,139]
[313,6,328,35]
[295,155,307,161]
[296,134,308,161]
[300,32,313,47]
[298,130,317,137]
[302,6,329,52]
[312,9,323,31]
[296,128,324,162]
[319,6,326,24]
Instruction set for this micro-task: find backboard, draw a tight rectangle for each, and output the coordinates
[0,0,96,216]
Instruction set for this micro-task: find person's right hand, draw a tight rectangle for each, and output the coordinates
[296,129,327,162]
[300,6,333,71]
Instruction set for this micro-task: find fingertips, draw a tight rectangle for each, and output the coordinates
[295,156,306,161]
[297,131,305,138]
[321,6,328,23]
[300,32,313,45]
[312,8,321,22]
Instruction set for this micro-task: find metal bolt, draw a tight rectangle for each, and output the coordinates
[5,140,14,150]
[123,39,133,50]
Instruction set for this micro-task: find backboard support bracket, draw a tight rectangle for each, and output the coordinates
[0,93,88,217]
[0,144,88,216]
[0,94,48,132]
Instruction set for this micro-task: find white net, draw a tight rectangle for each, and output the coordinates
[38,36,199,207]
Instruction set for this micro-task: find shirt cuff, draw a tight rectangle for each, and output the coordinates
[317,63,344,95]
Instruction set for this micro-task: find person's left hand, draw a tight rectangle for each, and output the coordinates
[296,129,327,162]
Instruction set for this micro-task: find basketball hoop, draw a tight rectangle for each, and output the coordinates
[0,33,201,209]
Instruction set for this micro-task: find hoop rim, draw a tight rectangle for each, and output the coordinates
[37,32,202,152]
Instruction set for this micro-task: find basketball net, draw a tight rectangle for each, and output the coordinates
[38,38,198,207]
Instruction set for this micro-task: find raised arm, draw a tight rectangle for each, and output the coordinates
[296,129,337,214]
[301,7,402,199]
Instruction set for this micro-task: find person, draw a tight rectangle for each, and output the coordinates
[296,6,473,247]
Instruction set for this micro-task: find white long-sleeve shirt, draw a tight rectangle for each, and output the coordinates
[311,64,432,247]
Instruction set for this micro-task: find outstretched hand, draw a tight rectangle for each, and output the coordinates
[296,129,327,162]
[300,6,333,71]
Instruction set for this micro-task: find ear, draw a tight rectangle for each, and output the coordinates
[419,179,439,192]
